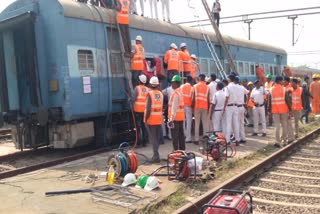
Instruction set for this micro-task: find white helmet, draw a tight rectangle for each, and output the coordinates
[149,76,159,85]
[180,43,187,48]
[138,74,147,84]
[205,76,211,82]
[121,173,137,187]
[215,78,221,83]
[136,35,142,41]
[170,43,177,49]
[190,54,197,59]
[144,176,159,191]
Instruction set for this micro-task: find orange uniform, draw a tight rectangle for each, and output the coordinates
[194,81,209,110]
[178,50,191,72]
[144,90,163,125]
[180,83,194,107]
[131,44,144,70]
[310,80,320,114]
[270,84,289,114]
[164,48,180,71]
[134,85,149,112]
[256,67,266,84]
[117,0,129,24]
[168,88,185,121]
[292,87,302,111]
[190,58,198,79]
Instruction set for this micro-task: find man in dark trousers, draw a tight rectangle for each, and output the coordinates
[211,0,221,27]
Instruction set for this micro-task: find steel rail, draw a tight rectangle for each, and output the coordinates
[174,126,320,214]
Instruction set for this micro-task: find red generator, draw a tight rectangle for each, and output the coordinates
[202,189,252,214]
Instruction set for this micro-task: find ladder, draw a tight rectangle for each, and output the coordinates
[200,0,237,75]
[188,0,226,79]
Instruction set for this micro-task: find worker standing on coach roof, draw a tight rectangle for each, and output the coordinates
[181,76,194,144]
[115,0,131,54]
[236,76,249,144]
[268,76,291,148]
[208,74,217,132]
[133,74,149,146]
[211,0,221,27]
[149,0,159,19]
[190,54,198,81]
[168,75,185,150]
[223,74,240,146]
[210,82,225,134]
[251,80,267,137]
[192,74,210,145]
[144,76,163,163]
[164,43,179,82]
[310,74,320,114]
[161,0,171,22]
[179,43,191,78]
[131,35,145,87]
[291,78,305,138]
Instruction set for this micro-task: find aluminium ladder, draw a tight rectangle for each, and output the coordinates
[201,0,237,75]
[187,0,226,79]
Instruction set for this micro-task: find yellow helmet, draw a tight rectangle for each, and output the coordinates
[247,81,253,86]
[312,74,317,79]
[297,77,301,82]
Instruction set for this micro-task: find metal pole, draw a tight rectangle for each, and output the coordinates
[288,16,298,46]
[244,19,253,40]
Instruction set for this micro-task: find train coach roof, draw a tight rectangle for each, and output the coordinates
[59,0,286,55]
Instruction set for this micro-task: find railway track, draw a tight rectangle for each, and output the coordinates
[175,127,320,214]
[0,128,12,141]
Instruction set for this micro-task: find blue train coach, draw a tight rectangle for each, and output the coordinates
[0,0,287,149]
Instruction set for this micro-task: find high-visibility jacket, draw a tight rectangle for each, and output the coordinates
[180,83,193,107]
[264,81,273,91]
[131,44,144,70]
[134,85,149,112]
[270,84,289,114]
[190,59,198,79]
[247,91,254,108]
[309,80,320,114]
[256,67,266,84]
[292,87,302,111]
[168,88,185,121]
[194,81,209,110]
[117,0,129,24]
[285,84,293,93]
[144,90,163,125]
[178,50,191,72]
[164,49,179,71]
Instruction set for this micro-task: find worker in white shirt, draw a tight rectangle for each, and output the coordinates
[149,0,158,19]
[210,82,225,133]
[129,0,138,14]
[250,80,267,136]
[140,0,145,16]
[235,76,249,143]
[207,74,217,132]
[161,0,171,22]
[222,74,240,146]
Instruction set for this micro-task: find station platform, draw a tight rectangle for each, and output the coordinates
[0,126,275,213]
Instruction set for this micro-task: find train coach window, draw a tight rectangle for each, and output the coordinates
[270,66,273,75]
[274,66,279,75]
[78,50,94,70]
[244,63,249,75]
[200,59,209,75]
[238,62,244,75]
[250,64,255,75]
[210,60,217,74]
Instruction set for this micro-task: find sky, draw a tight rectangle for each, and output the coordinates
[1,0,320,68]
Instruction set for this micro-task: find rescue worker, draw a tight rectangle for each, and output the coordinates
[133,74,149,146]
[268,76,291,148]
[207,74,217,132]
[144,76,163,163]
[161,0,171,22]
[131,35,145,87]
[222,74,240,146]
[211,0,221,27]
[255,64,266,84]
[179,43,191,78]
[283,76,294,143]
[310,74,320,114]
[235,76,249,143]
[115,0,131,54]
[246,82,254,127]
[301,76,311,123]
[251,80,267,136]
[180,76,194,144]
[168,75,185,150]
[190,54,198,81]
[140,0,145,16]
[129,0,137,14]
[209,82,225,133]
[164,43,179,82]
[291,78,305,138]
[149,0,158,19]
[192,74,210,145]
[162,83,173,140]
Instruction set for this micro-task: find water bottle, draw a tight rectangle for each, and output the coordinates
[107,165,115,185]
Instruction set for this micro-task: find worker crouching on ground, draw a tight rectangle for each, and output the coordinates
[181,76,194,144]
[291,78,305,138]
[131,35,145,87]
[168,75,185,150]
[251,80,267,137]
[268,76,291,148]
[192,74,210,145]
[144,76,163,163]
[133,74,149,146]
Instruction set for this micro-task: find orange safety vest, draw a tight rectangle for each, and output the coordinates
[247,91,254,108]
[178,50,191,72]
[144,90,163,125]
[134,85,149,112]
[131,44,144,70]
[168,88,185,121]
[194,81,209,110]
[117,0,129,24]
[180,83,193,107]
[164,49,179,71]
[292,87,302,111]
[190,59,198,79]
[270,84,289,114]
